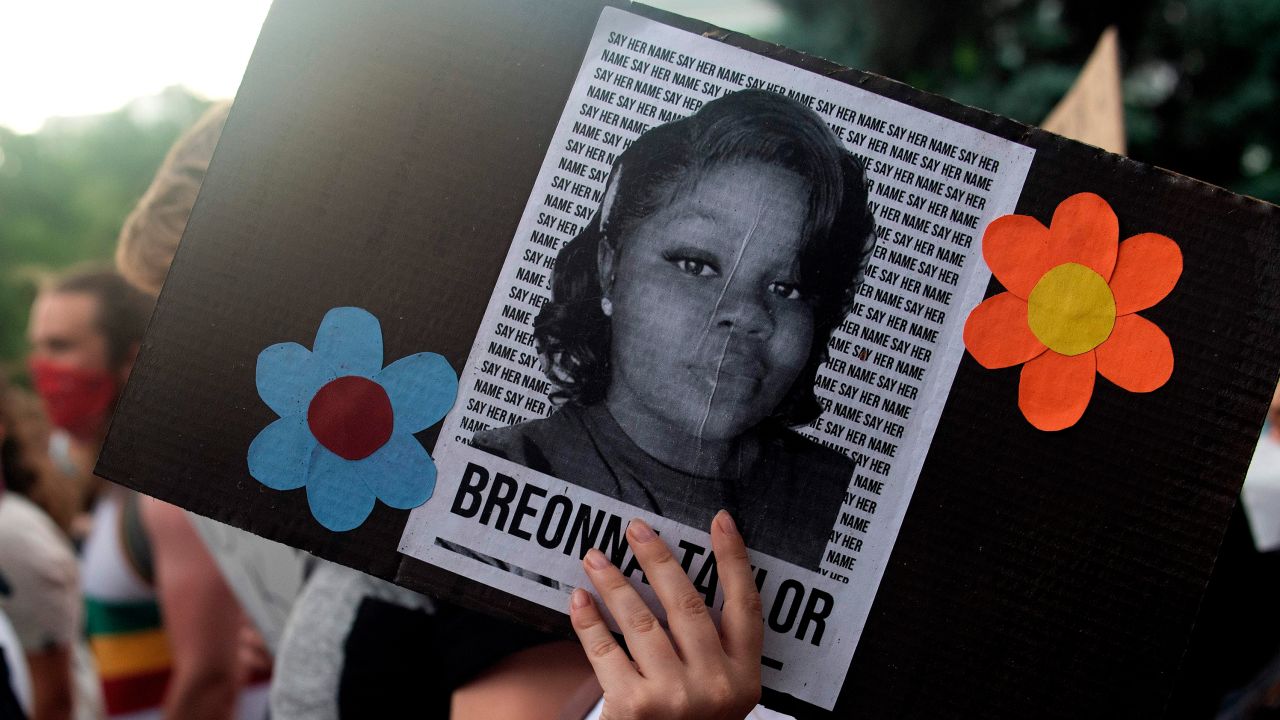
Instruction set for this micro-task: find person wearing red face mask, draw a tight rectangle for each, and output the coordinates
[27,271,152,479]
[27,268,269,720]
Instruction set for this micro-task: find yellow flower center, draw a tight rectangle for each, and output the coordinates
[1026,262,1116,356]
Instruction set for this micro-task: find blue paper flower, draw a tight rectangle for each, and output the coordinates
[247,307,458,531]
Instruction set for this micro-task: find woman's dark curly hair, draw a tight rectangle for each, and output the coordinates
[533,89,876,427]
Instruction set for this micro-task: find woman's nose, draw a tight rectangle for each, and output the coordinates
[713,281,771,336]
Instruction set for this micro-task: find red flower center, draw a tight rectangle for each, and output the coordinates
[307,376,394,460]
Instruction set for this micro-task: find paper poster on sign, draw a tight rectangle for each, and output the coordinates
[95,1,1280,716]
[397,8,1034,708]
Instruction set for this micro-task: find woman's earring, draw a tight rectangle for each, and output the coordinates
[600,297,613,317]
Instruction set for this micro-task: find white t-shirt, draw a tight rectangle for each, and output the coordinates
[0,493,79,650]
[1244,427,1280,552]
[582,699,793,719]
[0,492,104,720]
[270,561,435,720]
[0,606,32,718]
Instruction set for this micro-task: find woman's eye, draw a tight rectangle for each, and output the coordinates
[674,258,717,277]
[769,281,803,300]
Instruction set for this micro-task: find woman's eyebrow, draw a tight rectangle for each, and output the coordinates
[665,204,721,224]
[648,212,721,242]
[664,242,720,257]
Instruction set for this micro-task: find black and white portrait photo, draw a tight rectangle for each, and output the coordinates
[474,89,877,571]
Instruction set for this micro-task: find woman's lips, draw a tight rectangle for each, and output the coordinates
[693,352,767,383]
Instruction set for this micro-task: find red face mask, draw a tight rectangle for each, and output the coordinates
[28,358,119,442]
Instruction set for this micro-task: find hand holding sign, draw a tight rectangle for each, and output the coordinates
[570,511,763,720]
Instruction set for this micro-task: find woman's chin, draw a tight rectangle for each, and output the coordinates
[672,403,765,446]
[609,372,772,447]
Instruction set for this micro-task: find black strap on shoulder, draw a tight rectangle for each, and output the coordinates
[120,492,155,586]
[0,648,30,720]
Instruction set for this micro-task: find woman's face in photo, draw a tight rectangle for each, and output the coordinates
[601,161,815,444]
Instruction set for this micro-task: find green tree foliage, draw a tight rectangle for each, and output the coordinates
[0,87,210,370]
[764,0,1279,203]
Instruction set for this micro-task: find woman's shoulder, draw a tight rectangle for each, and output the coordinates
[471,406,591,469]
[0,495,79,650]
[772,427,858,478]
[0,493,74,564]
[759,427,859,512]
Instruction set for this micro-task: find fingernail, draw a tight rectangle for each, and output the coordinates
[570,588,591,609]
[628,518,658,543]
[584,548,610,570]
[716,510,738,536]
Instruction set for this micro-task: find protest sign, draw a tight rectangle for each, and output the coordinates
[1041,27,1126,155]
[98,1,1280,716]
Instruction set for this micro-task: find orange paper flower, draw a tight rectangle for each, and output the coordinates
[963,192,1181,431]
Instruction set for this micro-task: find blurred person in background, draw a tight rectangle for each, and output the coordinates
[114,102,226,299]
[3,389,82,542]
[26,266,268,720]
[1164,380,1280,718]
[1202,384,1280,719]
[0,378,103,720]
[1240,384,1280,556]
[0,599,33,720]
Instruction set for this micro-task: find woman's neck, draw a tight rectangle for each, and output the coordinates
[601,396,757,477]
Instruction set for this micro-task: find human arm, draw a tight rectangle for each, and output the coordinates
[25,646,73,720]
[569,510,763,720]
[141,499,242,720]
[450,639,594,719]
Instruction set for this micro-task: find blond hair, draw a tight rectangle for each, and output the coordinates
[115,101,232,296]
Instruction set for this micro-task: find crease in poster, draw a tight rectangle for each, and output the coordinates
[399,7,1035,708]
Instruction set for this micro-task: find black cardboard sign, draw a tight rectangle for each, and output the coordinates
[99,0,1280,716]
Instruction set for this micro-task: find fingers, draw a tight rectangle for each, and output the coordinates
[569,512,764,720]
[710,510,764,664]
[581,546,681,674]
[569,587,636,687]
[625,518,724,664]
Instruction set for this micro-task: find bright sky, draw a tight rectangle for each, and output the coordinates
[1,1,273,133]
[0,0,782,135]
